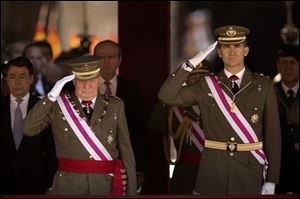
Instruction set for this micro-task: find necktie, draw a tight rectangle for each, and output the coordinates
[229,75,239,94]
[13,98,23,150]
[287,89,294,107]
[104,81,112,96]
[81,100,93,121]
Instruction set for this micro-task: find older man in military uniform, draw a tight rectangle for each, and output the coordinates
[274,44,299,194]
[158,25,281,194]
[22,56,137,195]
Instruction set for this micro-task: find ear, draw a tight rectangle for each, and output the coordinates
[217,48,222,57]
[244,46,249,57]
[30,75,34,84]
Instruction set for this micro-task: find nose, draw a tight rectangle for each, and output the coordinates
[15,78,21,84]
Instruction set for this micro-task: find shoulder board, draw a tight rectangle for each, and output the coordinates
[254,72,270,79]
[109,95,121,100]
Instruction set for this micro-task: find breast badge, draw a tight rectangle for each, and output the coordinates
[107,135,114,144]
[251,114,259,123]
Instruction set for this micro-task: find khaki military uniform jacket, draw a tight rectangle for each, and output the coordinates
[158,67,281,194]
[22,92,137,195]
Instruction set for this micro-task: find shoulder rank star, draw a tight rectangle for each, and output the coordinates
[251,114,259,123]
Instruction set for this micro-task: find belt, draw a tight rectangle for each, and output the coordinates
[58,158,124,195]
[205,139,262,151]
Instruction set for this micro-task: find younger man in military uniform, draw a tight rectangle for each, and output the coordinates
[158,25,281,194]
[22,56,137,195]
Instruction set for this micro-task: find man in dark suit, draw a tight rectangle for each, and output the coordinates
[0,56,57,194]
[94,40,146,194]
[158,25,281,194]
[274,44,299,194]
[23,42,54,98]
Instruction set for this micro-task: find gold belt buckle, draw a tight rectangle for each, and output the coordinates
[227,142,237,151]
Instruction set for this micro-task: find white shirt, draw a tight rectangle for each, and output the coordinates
[224,67,245,88]
[99,76,117,96]
[281,81,299,98]
[10,93,29,130]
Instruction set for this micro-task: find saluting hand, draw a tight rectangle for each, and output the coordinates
[47,74,75,101]
[188,41,218,67]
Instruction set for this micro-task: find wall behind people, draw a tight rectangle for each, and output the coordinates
[1,1,41,44]
[119,2,170,194]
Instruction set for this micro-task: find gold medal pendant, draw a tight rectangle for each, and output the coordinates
[230,102,237,113]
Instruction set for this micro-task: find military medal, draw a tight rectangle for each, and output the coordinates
[230,102,237,113]
[107,131,114,144]
[251,114,259,123]
[86,106,90,114]
[258,85,262,92]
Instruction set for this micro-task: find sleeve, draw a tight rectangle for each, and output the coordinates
[263,82,281,184]
[22,96,55,136]
[117,100,137,194]
[158,67,199,107]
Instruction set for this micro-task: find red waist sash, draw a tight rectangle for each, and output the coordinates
[180,152,201,165]
[59,158,124,195]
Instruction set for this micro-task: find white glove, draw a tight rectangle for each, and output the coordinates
[188,41,218,67]
[261,182,275,195]
[47,74,75,102]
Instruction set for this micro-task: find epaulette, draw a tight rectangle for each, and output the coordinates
[255,72,270,79]
[109,95,121,100]
[259,73,270,79]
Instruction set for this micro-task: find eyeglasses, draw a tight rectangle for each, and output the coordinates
[98,55,119,61]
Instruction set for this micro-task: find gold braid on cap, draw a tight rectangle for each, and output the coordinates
[218,36,246,41]
[72,68,100,76]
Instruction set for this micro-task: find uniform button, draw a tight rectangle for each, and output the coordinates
[254,107,258,111]
[59,173,63,177]
[171,73,175,77]
[43,101,46,105]
[229,152,234,157]
[89,155,93,160]
[64,128,68,132]
[230,137,235,141]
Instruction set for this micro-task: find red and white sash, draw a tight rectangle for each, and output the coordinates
[204,75,268,180]
[173,106,205,152]
[57,94,112,161]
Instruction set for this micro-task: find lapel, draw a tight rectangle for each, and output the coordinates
[70,92,87,120]
[90,94,104,123]
[234,68,255,103]
[6,96,18,152]
[28,94,39,112]
[216,70,233,98]
[275,82,289,106]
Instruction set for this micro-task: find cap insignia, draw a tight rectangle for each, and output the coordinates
[226,28,237,37]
